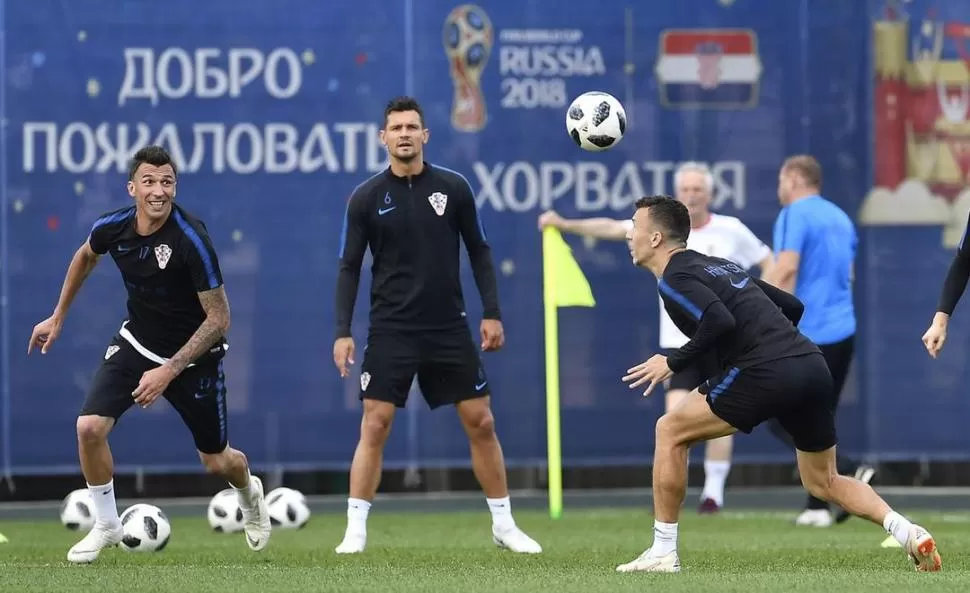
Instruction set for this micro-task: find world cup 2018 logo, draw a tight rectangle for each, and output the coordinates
[443,5,493,133]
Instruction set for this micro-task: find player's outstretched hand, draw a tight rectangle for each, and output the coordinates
[132,364,177,408]
[623,354,673,397]
[27,315,64,355]
[537,210,563,230]
[922,322,947,359]
[481,319,504,351]
[334,337,355,377]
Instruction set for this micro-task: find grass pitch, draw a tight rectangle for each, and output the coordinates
[0,508,966,592]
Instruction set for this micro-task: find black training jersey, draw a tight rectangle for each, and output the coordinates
[335,162,500,339]
[937,209,970,316]
[658,250,819,373]
[88,204,225,358]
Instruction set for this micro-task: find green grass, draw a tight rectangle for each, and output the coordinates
[0,508,966,592]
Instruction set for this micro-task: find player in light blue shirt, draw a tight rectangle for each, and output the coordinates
[764,155,874,527]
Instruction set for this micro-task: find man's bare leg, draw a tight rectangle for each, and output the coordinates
[68,415,124,564]
[796,447,941,572]
[336,399,397,554]
[456,397,542,554]
[617,391,735,572]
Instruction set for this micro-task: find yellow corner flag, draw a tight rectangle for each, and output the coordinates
[541,227,596,520]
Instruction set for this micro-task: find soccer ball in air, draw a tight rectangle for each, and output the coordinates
[565,91,627,152]
[206,488,245,533]
[119,503,171,552]
[60,488,95,531]
[266,487,310,529]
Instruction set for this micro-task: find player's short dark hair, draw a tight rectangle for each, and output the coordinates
[383,96,425,129]
[634,195,690,245]
[782,154,822,190]
[128,145,177,181]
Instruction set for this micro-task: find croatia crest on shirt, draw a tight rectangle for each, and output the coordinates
[655,29,763,109]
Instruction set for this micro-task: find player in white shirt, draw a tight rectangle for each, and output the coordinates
[537,162,773,513]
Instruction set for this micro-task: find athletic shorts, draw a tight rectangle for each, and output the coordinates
[359,326,489,409]
[699,352,837,453]
[81,334,229,454]
[819,335,855,398]
[662,348,719,392]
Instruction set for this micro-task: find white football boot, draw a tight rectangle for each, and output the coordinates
[905,524,942,572]
[67,521,123,564]
[241,476,271,551]
[492,526,542,554]
[616,547,682,573]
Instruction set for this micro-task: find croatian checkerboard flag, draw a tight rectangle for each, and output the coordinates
[655,30,763,108]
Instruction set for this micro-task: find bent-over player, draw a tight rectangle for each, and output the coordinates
[614,195,940,574]
[28,145,270,563]
[537,162,772,512]
[333,96,541,554]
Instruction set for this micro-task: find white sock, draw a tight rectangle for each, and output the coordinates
[231,472,258,509]
[487,496,516,532]
[347,498,371,535]
[650,521,679,557]
[701,461,731,506]
[87,480,120,527]
[883,511,913,548]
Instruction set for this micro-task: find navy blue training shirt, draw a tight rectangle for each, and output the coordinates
[88,204,225,358]
[334,162,500,340]
[658,250,819,374]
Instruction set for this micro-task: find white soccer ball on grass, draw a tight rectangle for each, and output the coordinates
[60,488,95,531]
[119,503,171,552]
[266,487,310,529]
[206,488,245,533]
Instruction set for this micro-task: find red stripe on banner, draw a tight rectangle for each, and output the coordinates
[663,31,754,54]
[944,23,970,38]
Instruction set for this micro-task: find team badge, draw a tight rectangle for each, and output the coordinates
[428,192,448,216]
[104,345,120,360]
[360,372,371,391]
[154,244,172,269]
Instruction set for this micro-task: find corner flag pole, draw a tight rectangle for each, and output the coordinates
[542,231,564,520]
[541,227,596,520]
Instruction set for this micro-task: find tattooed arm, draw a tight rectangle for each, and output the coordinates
[166,286,231,375]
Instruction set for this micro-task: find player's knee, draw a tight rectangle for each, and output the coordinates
[462,408,495,441]
[199,448,240,476]
[360,409,393,445]
[76,415,112,445]
[655,414,674,446]
[799,468,836,501]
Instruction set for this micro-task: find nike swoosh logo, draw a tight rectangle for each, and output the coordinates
[730,278,750,289]
[247,534,260,546]
[194,392,207,399]
[475,381,487,391]
[378,206,396,215]
[117,245,133,252]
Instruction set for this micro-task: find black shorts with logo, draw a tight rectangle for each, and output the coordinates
[698,352,837,453]
[81,334,229,454]
[359,326,489,409]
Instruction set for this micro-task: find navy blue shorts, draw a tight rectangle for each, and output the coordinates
[359,326,489,409]
[81,335,229,454]
[699,352,837,452]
